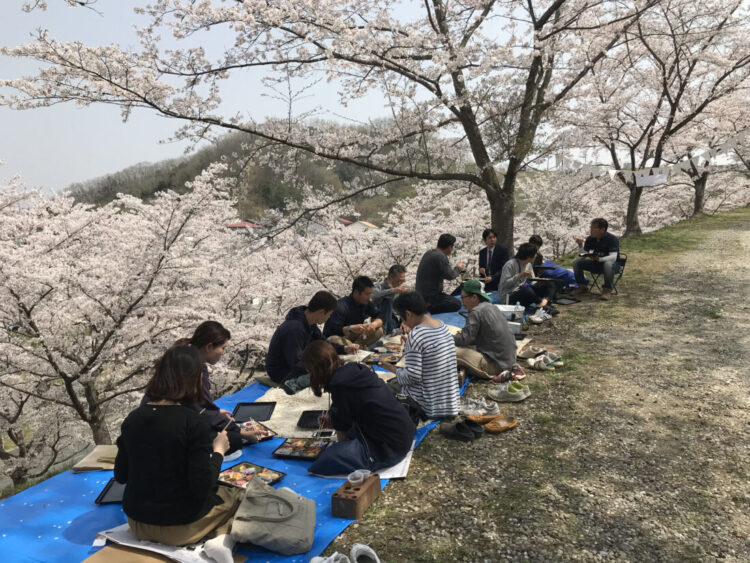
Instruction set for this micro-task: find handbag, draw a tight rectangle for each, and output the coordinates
[230,478,315,555]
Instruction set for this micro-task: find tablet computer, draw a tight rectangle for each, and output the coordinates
[218,461,285,488]
[231,402,276,422]
[297,409,326,429]
[273,437,332,461]
[94,478,126,505]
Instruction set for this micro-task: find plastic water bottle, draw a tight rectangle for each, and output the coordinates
[515,301,522,321]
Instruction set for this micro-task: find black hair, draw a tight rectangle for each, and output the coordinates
[437,233,456,250]
[591,218,609,231]
[352,275,374,293]
[301,340,343,397]
[308,290,338,313]
[387,264,407,278]
[529,234,543,247]
[394,291,428,318]
[482,228,498,241]
[145,345,203,403]
[515,242,538,261]
[190,321,231,349]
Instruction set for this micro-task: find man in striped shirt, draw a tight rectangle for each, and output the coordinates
[378,292,460,419]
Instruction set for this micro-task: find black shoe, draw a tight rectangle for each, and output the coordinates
[545,305,560,316]
[280,381,296,395]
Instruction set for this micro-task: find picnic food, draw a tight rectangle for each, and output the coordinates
[218,461,284,487]
[240,419,276,440]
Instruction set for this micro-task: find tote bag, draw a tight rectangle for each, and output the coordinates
[230,479,315,555]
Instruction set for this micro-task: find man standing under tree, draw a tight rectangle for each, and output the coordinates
[415,234,465,314]
[571,218,620,300]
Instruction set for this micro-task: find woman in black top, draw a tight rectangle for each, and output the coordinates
[182,321,261,450]
[301,340,416,476]
[115,346,242,549]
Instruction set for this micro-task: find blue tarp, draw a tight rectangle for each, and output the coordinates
[0,312,469,562]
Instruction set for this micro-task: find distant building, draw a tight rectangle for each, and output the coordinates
[227,220,261,236]
[346,220,379,233]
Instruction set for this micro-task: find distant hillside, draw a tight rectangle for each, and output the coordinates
[65,131,416,224]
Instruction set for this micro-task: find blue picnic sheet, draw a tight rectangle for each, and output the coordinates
[0,312,468,562]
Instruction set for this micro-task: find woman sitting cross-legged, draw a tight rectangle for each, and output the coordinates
[115,345,242,561]
[301,340,416,476]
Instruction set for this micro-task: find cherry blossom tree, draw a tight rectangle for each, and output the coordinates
[1,0,654,248]
[0,164,263,446]
[571,0,750,235]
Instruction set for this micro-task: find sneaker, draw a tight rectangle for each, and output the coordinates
[487,383,529,403]
[511,363,526,380]
[600,287,613,301]
[508,382,531,398]
[544,352,564,367]
[570,286,589,296]
[350,543,381,563]
[529,310,546,324]
[545,304,560,316]
[527,356,555,371]
[490,369,515,384]
[460,397,500,416]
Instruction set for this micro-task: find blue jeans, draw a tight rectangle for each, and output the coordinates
[378,298,400,334]
[573,258,615,289]
[308,429,405,476]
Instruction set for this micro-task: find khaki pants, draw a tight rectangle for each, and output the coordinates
[455,346,503,380]
[328,326,384,349]
[128,485,243,547]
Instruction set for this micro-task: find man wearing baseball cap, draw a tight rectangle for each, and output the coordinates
[453,280,517,380]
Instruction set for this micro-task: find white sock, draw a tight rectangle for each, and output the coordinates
[203,533,235,563]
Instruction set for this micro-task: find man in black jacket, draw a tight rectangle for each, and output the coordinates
[478,228,510,291]
[266,291,356,394]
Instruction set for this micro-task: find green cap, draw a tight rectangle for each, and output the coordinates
[462,279,491,302]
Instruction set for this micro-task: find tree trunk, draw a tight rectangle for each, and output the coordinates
[491,172,515,249]
[88,414,112,445]
[624,183,644,236]
[692,172,708,216]
[83,382,113,444]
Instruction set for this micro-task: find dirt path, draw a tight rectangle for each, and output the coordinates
[331,208,750,562]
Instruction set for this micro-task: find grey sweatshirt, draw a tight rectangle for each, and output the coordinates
[415,249,462,298]
[453,301,516,370]
[498,258,533,302]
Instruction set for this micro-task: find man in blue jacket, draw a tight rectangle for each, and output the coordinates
[323,276,384,347]
[266,291,356,394]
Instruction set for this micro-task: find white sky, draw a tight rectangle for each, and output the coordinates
[0,1,390,193]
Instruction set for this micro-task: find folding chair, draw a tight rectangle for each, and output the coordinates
[590,252,627,294]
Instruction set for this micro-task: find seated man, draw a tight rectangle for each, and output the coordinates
[266,290,356,394]
[454,280,517,380]
[415,233,465,314]
[571,217,620,300]
[478,228,510,292]
[499,243,556,322]
[372,264,407,334]
[378,292,460,420]
[323,276,384,348]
